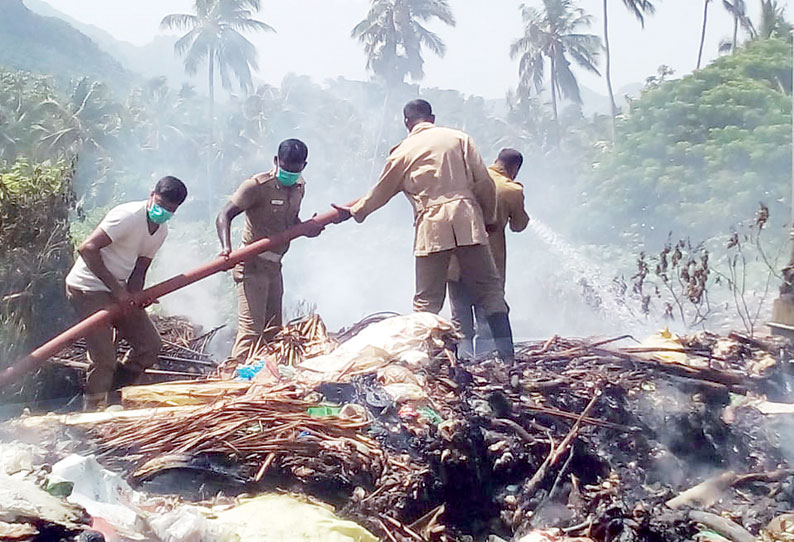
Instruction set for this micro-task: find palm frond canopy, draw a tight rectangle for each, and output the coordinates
[511,0,602,107]
[352,0,456,86]
[162,0,274,92]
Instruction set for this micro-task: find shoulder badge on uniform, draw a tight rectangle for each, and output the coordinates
[254,172,275,185]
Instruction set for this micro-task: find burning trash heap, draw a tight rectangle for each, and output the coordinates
[3,313,794,542]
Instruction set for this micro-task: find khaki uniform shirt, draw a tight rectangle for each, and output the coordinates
[486,164,530,282]
[229,170,305,258]
[448,164,529,284]
[350,122,496,256]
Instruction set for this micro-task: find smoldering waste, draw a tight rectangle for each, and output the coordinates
[3,313,794,542]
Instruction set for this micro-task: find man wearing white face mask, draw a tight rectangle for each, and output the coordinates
[216,138,323,363]
[65,176,188,410]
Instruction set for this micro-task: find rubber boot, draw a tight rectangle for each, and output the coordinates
[456,338,474,361]
[111,365,142,390]
[474,336,496,359]
[82,392,108,412]
[486,312,515,364]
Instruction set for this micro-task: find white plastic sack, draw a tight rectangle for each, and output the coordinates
[297,313,452,382]
[51,454,142,534]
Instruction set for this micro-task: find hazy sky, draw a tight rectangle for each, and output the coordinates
[39,0,793,98]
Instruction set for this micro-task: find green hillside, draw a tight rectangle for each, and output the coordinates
[0,0,130,88]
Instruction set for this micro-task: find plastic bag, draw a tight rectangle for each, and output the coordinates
[51,454,142,534]
[149,506,211,542]
[297,313,452,381]
[214,494,377,542]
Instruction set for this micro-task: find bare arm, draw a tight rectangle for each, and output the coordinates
[127,257,152,293]
[216,202,244,257]
[78,228,128,300]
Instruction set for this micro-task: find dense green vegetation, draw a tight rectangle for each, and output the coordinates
[0,158,74,358]
[584,37,792,245]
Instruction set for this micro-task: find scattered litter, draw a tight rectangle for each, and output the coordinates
[307,405,343,417]
[4,315,794,542]
[236,359,266,381]
[51,454,144,534]
[0,471,87,530]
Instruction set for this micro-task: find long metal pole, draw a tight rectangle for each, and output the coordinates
[0,203,355,387]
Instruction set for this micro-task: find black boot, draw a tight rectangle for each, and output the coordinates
[486,312,515,363]
[456,337,474,360]
[109,366,142,405]
[111,365,141,390]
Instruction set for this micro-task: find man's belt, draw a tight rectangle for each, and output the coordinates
[258,251,283,263]
[240,245,283,263]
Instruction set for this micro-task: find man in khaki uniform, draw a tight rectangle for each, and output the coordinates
[216,139,322,362]
[334,100,517,361]
[448,148,529,358]
[66,176,188,410]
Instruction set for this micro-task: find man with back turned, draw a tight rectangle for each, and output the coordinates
[334,99,517,361]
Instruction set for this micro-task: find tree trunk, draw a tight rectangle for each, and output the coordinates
[697,0,710,69]
[732,14,739,53]
[603,0,617,141]
[368,84,392,181]
[550,58,560,146]
[207,48,215,216]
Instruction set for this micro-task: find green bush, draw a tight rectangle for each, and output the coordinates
[0,158,75,362]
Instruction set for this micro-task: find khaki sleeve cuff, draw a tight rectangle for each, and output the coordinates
[350,200,368,223]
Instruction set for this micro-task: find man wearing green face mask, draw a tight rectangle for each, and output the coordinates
[216,139,323,362]
[65,176,188,410]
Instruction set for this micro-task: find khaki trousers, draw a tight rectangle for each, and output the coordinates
[66,286,162,396]
[447,279,494,357]
[231,259,284,362]
[414,243,508,316]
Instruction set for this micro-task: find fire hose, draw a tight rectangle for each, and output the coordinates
[0,203,355,388]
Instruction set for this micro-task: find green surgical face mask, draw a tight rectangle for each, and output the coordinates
[276,167,301,187]
[148,202,174,224]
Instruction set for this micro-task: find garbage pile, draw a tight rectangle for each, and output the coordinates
[3,314,794,542]
[55,315,223,381]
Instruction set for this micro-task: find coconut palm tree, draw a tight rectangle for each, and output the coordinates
[721,0,755,53]
[697,0,712,69]
[510,0,601,133]
[602,0,655,133]
[352,0,455,177]
[36,78,122,158]
[758,0,792,39]
[33,78,124,202]
[352,0,456,87]
[161,0,273,206]
[0,72,55,162]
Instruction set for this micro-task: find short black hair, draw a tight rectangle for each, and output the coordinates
[403,99,433,122]
[278,138,308,164]
[497,148,524,171]
[154,175,188,204]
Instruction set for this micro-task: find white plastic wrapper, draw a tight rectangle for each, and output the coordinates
[297,312,453,382]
